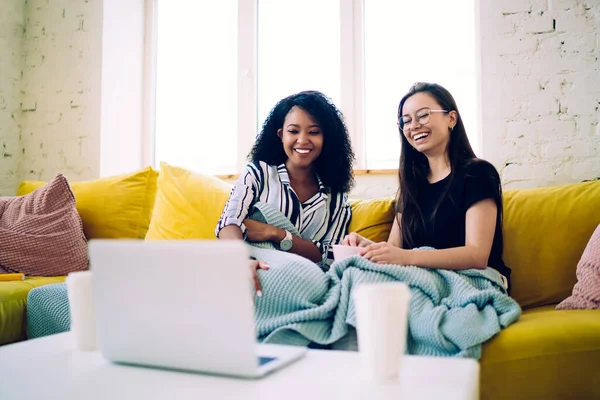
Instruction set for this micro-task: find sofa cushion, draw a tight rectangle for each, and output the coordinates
[145,162,233,240]
[18,167,159,239]
[556,224,600,310]
[481,305,600,400]
[0,173,88,276]
[503,180,600,308]
[348,197,395,243]
[0,276,66,345]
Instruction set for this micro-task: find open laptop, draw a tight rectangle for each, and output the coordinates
[88,239,307,378]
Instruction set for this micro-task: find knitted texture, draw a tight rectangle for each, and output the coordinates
[27,283,71,339]
[248,202,331,271]
[0,173,88,276]
[557,224,600,310]
[248,202,522,359]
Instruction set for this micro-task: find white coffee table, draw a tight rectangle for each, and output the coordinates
[0,333,479,400]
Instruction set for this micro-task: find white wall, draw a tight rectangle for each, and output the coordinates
[19,0,103,182]
[14,0,145,184]
[350,174,397,199]
[0,0,25,195]
[479,0,600,189]
[100,0,145,178]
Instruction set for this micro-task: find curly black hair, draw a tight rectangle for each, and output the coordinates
[249,90,355,193]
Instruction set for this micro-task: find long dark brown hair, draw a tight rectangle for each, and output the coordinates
[396,82,480,248]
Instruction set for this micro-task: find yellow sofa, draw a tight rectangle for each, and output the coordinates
[2,164,599,400]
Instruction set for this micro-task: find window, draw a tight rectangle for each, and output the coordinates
[257,0,341,129]
[152,0,477,174]
[154,1,238,175]
[364,0,478,169]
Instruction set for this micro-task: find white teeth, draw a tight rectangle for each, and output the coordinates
[413,133,429,140]
[295,149,310,154]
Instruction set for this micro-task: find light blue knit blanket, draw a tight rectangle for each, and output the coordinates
[247,202,521,359]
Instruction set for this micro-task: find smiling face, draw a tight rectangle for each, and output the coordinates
[400,92,456,157]
[277,106,324,171]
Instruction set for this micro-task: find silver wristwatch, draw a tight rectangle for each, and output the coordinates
[279,230,293,251]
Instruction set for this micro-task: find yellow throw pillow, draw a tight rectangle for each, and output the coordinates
[348,197,396,243]
[503,180,600,308]
[145,162,233,240]
[17,167,158,239]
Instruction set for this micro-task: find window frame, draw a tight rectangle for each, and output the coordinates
[142,0,158,169]
[235,0,369,172]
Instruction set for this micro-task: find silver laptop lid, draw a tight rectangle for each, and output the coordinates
[89,239,258,375]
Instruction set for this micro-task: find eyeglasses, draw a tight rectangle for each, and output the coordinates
[398,108,449,133]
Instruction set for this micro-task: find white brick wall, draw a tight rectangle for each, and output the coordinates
[350,174,397,199]
[0,0,24,195]
[19,0,102,183]
[480,0,600,189]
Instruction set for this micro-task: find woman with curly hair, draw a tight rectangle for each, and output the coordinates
[216,90,355,295]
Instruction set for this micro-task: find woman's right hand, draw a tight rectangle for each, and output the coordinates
[342,232,373,248]
[249,258,269,296]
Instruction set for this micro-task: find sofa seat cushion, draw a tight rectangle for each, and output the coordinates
[480,305,600,400]
[0,276,66,345]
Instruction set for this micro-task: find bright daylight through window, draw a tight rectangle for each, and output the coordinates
[153,0,477,175]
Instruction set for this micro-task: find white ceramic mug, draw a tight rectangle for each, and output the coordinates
[332,244,363,261]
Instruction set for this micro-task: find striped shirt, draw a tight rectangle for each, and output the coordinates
[215,161,352,267]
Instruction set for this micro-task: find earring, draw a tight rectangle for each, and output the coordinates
[449,126,454,132]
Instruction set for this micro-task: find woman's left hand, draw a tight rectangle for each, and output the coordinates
[244,219,280,242]
[361,242,407,265]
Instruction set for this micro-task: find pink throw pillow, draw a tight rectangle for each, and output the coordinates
[0,173,88,276]
[556,224,600,310]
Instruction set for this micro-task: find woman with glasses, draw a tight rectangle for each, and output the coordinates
[343,82,511,293]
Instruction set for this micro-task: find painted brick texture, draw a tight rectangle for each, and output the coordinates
[0,0,25,195]
[19,0,102,183]
[480,0,600,189]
